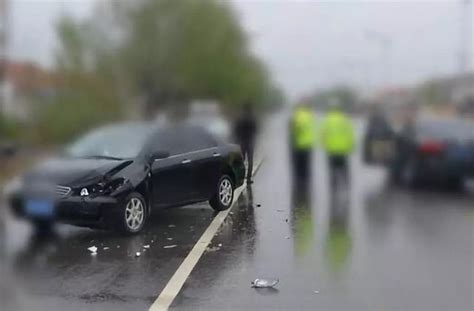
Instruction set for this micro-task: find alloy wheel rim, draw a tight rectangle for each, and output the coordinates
[219,178,232,206]
[125,198,144,230]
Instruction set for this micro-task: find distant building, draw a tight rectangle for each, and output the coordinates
[0,60,58,121]
[373,72,474,118]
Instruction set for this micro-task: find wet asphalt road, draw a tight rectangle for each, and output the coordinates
[2,113,474,311]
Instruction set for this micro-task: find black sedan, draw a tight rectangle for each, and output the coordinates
[6,123,245,234]
[390,118,474,188]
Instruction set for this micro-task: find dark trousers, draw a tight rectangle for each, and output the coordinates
[328,155,348,189]
[291,149,312,187]
[241,143,254,181]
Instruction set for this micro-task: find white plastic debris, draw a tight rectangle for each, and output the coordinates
[167,238,173,241]
[207,246,220,252]
[143,245,150,249]
[88,246,98,254]
[135,252,141,257]
[251,278,279,288]
[218,243,222,247]
[163,245,177,249]
[313,290,320,294]
[103,247,109,250]
[168,224,176,228]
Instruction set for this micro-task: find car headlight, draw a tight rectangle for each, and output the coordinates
[3,176,23,197]
[79,178,127,197]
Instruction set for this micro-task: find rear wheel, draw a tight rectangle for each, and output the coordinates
[116,192,147,234]
[443,177,462,191]
[209,175,234,211]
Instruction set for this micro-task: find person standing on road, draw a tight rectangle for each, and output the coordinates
[234,103,258,184]
[289,102,316,189]
[320,101,355,189]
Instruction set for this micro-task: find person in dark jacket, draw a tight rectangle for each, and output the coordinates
[234,103,258,183]
[363,107,394,164]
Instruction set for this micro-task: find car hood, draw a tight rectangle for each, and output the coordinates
[25,157,133,187]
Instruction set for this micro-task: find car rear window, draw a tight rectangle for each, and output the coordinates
[417,120,474,141]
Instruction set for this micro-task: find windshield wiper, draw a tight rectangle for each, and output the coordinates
[84,155,124,161]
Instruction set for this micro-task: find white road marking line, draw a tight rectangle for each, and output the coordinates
[149,159,263,311]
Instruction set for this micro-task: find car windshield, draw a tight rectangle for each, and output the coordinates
[417,120,474,141]
[66,123,155,159]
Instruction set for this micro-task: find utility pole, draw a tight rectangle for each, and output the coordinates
[459,0,472,73]
[0,0,9,114]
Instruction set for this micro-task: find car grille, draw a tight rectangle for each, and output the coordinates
[55,185,71,197]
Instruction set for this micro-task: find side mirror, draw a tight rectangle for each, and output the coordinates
[150,150,170,161]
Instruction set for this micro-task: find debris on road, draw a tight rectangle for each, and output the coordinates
[87,246,98,255]
[251,278,279,288]
[167,237,173,241]
[168,224,176,228]
[163,245,177,249]
[116,245,120,248]
[218,243,222,247]
[313,290,320,294]
[256,204,262,207]
[207,246,220,252]
[103,247,109,250]
[143,245,150,249]
[135,252,141,257]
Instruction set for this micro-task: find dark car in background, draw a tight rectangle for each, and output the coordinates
[390,118,474,188]
[6,123,245,234]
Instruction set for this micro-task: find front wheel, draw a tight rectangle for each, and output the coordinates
[32,219,54,236]
[209,175,234,211]
[116,192,147,234]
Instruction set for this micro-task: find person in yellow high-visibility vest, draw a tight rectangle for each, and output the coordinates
[289,103,316,187]
[320,101,355,188]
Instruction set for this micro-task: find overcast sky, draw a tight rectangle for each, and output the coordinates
[7,0,474,99]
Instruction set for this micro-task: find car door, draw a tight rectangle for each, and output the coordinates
[150,128,194,208]
[184,127,222,201]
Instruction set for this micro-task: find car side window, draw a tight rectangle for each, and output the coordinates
[185,127,218,151]
[148,127,217,156]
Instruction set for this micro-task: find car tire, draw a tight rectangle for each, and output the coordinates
[444,177,462,191]
[32,219,53,236]
[209,175,234,211]
[117,192,147,234]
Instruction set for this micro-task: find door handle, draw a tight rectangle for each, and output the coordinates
[213,153,221,157]
[181,159,192,164]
